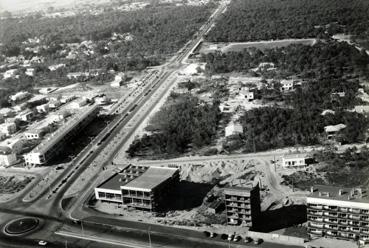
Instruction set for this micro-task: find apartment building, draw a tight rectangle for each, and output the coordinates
[307,185,369,244]
[24,104,99,166]
[95,165,180,212]
[224,183,261,228]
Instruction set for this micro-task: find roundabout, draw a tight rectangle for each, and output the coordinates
[3,217,40,236]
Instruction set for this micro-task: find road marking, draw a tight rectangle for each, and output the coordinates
[56,231,150,248]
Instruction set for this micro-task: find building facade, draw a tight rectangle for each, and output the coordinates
[95,165,180,212]
[281,153,307,168]
[307,185,369,243]
[224,184,261,228]
[24,104,99,166]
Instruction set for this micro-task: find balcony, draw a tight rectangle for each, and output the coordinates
[324,212,338,217]
[324,218,338,224]
[309,222,324,228]
[361,222,369,227]
[340,207,349,212]
[361,229,369,234]
[308,210,323,216]
[326,231,338,237]
[350,208,362,214]
[324,224,338,230]
[308,204,323,210]
[309,229,323,235]
[351,228,361,233]
[349,215,361,220]
[323,205,338,211]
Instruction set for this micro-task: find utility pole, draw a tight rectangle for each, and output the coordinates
[148,226,152,248]
[81,220,84,236]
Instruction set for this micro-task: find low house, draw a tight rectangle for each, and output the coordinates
[0,123,17,135]
[25,68,35,77]
[9,91,30,102]
[239,89,254,101]
[36,104,50,113]
[225,122,244,137]
[110,74,125,88]
[280,80,294,92]
[48,100,62,109]
[60,95,75,104]
[0,108,15,118]
[324,124,346,140]
[3,69,18,79]
[16,111,33,122]
[0,138,24,154]
[13,103,28,112]
[24,129,44,140]
[281,153,308,168]
[0,148,17,167]
[69,98,87,109]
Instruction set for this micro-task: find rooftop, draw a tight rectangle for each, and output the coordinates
[309,185,369,204]
[283,153,307,159]
[29,104,98,155]
[122,166,179,191]
[224,185,254,196]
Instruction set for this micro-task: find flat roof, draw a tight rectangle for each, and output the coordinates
[283,153,307,159]
[224,186,254,196]
[29,104,98,155]
[99,173,129,191]
[121,167,178,191]
[309,185,369,204]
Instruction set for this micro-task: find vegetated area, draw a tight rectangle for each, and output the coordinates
[203,41,369,79]
[203,40,369,153]
[205,0,369,42]
[282,146,369,189]
[0,175,34,194]
[127,93,222,158]
[0,3,214,106]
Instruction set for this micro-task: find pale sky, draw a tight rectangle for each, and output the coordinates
[0,0,101,13]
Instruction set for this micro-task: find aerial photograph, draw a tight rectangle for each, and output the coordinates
[0,0,368,247]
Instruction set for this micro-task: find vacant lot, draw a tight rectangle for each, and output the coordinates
[0,173,35,202]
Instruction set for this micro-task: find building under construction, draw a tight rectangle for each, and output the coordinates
[224,183,261,228]
[95,165,179,212]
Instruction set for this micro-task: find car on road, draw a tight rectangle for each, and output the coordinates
[38,240,48,246]
[244,237,252,243]
[233,235,241,242]
[254,238,263,245]
[227,234,234,241]
[210,232,216,238]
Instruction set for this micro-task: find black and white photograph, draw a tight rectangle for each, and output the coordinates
[0,0,369,247]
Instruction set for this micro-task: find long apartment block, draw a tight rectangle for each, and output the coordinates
[307,185,369,243]
[24,104,99,166]
[224,183,260,228]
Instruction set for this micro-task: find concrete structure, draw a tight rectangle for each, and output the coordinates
[0,138,24,154]
[225,122,243,137]
[17,111,33,122]
[224,183,261,228]
[95,165,179,212]
[24,129,44,140]
[13,103,28,112]
[36,104,50,113]
[9,91,30,102]
[110,74,125,88]
[3,69,18,79]
[307,185,369,243]
[24,104,99,166]
[280,80,294,92]
[282,153,307,168]
[0,149,17,167]
[324,124,346,140]
[0,108,15,118]
[0,123,17,135]
[48,100,62,109]
[239,90,254,101]
[69,98,88,109]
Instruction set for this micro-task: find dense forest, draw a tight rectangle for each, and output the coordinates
[203,41,369,79]
[316,147,369,187]
[127,94,221,158]
[205,0,369,42]
[0,4,214,107]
